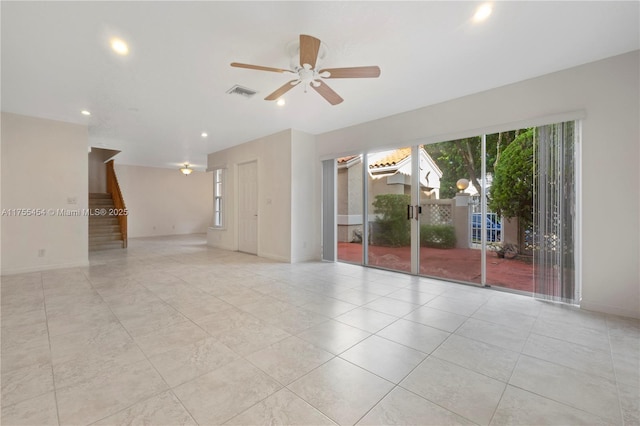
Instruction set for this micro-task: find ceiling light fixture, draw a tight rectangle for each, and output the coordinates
[110,38,129,55]
[276,98,286,106]
[180,163,193,175]
[201,132,208,138]
[473,4,492,22]
[81,110,91,116]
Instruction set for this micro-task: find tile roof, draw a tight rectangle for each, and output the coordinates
[369,147,411,169]
[337,155,358,164]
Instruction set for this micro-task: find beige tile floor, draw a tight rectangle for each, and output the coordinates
[1,234,638,425]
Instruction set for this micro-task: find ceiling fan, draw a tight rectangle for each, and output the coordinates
[230,34,381,105]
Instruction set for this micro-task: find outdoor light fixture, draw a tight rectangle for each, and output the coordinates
[180,164,193,175]
[456,178,470,192]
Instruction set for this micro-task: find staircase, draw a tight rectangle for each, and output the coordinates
[89,193,125,250]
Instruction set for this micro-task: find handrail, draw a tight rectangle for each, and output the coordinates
[106,160,128,248]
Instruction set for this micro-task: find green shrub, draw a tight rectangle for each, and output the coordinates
[420,224,456,248]
[371,194,411,247]
[370,194,456,249]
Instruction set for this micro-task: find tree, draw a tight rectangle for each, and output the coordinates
[489,129,535,226]
[424,131,521,199]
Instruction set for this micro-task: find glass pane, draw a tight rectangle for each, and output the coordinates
[422,140,481,282]
[336,155,363,263]
[214,198,222,227]
[486,130,534,292]
[366,148,412,273]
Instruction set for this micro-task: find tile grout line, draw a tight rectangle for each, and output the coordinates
[605,315,627,425]
[498,310,619,425]
[39,272,63,426]
[486,294,542,426]
[83,271,201,426]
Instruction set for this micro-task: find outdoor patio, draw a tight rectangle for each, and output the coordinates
[338,243,534,292]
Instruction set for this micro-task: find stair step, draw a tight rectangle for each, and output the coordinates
[89,226,121,237]
[89,193,112,199]
[89,225,121,234]
[88,192,125,250]
[89,199,115,207]
[89,217,119,224]
[89,233,123,243]
[89,241,125,251]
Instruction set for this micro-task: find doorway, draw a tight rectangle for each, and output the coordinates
[237,161,258,254]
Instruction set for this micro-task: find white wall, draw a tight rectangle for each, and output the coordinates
[291,130,319,262]
[207,130,292,262]
[316,51,640,319]
[88,148,120,193]
[88,149,107,193]
[115,164,212,238]
[1,112,89,274]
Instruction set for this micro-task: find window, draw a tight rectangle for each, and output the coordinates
[214,169,224,227]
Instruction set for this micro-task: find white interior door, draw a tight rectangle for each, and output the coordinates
[238,161,258,254]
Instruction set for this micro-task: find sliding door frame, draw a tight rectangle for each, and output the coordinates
[326,111,583,303]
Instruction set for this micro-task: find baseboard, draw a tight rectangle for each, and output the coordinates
[259,252,290,263]
[206,241,235,251]
[580,299,640,319]
[1,259,91,276]
[291,253,322,263]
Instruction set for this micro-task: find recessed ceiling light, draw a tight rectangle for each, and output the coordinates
[473,4,492,22]
[110,38,129,55]
[276,98,286,106]
[201,132,208,138]
[81,110,91,116]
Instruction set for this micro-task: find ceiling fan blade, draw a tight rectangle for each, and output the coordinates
[312,81,344,105]
[319,66,381,78]
[264,80,300,100]
[299,34,321,69]
[230,62,292,74]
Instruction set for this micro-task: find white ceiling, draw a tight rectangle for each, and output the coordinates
[2,1,638,171]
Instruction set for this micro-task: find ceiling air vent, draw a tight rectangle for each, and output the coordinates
[226,84,257,98]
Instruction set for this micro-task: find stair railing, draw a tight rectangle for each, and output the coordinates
[106,160,128,248]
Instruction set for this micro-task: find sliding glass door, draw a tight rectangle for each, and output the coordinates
[330,121,578,303]
[365,147,414,274]
[419,140,481,283]
[336,155,363,264]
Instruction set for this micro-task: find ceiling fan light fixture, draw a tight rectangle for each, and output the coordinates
[180,164,193,175]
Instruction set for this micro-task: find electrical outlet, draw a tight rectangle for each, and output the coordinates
[67,197,77,205]
[38,249,46,257]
